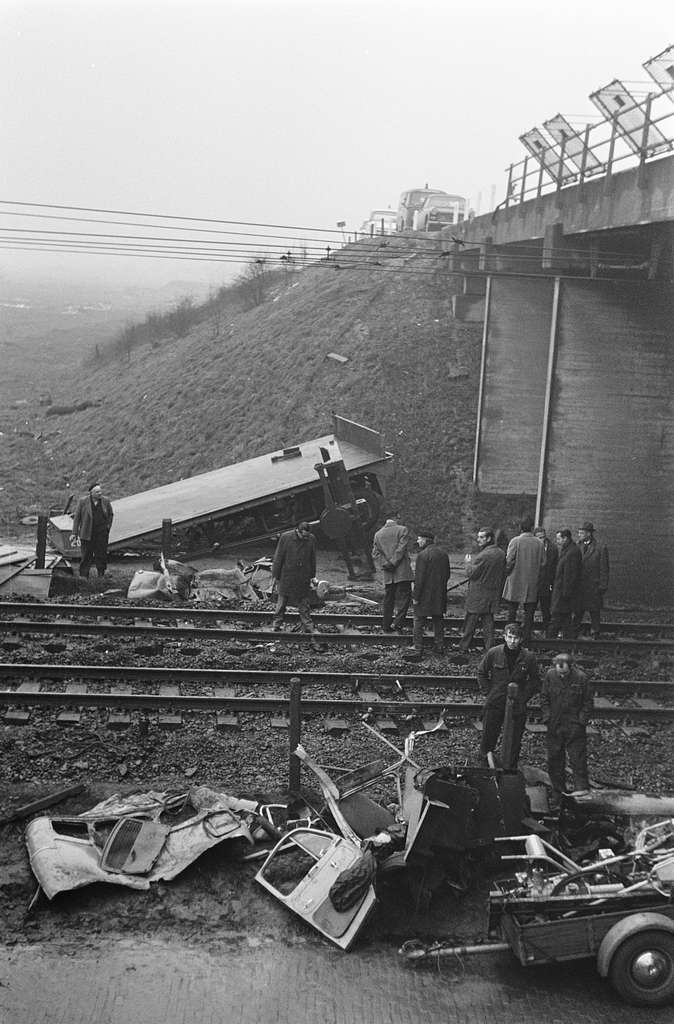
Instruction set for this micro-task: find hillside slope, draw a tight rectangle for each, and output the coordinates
[2,239,486,545]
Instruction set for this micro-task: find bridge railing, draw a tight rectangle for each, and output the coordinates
[499,76,674,213]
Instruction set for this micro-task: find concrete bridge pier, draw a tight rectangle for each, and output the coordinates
[473,276,673,605]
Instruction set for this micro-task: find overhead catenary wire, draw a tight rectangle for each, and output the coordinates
[0,193,666,264]
[0,240,653,283]
[0,192,664,274]
[0,199,351,237]
[0,221,658,266]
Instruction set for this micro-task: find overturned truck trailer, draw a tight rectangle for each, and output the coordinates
[49,416,393,563]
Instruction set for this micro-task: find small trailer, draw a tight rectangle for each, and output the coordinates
[400,825,674,1007]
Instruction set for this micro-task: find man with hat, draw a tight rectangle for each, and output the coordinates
[477,622,540,767]
[404,528,450,661]
[573,522,609,639]
[547,529,582,639]
[540,652,594,806]
[372,510,414,633]
[72,483,114,578]
[271,521,322,652]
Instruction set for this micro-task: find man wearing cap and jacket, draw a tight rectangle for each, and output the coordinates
[404,528,450,661]
[573,522,609,639]
[540,652,593,804]
[72,483,114,578]
[372,511,414,633]
[271,521,321,652]
[477,622,540,767]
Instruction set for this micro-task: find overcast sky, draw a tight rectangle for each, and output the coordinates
[1,0,671,287]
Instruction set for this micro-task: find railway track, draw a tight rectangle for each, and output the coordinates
[1,614,672,653]
[1,601,672,639]
[2,663,673,726]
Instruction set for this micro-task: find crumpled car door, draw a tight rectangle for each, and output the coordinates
[256,828,376,951]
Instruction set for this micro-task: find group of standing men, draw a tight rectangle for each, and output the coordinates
[371,512,450,661]
[460,516,609,649]
[370,512,604,801]
[476,622,593,805]
[371,512,610,660]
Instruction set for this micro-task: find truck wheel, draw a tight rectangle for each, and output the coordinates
[608,929,674,1006]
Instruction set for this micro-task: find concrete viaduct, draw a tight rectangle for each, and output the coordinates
[442,153,673,606]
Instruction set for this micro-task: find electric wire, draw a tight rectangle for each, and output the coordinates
[0,199,350,237]
[0,221,657,264]
[0,241,654,283]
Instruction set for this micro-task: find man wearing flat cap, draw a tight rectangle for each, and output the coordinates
[573,522,609,639]
[271,521,321,652]
[540,652,593,806]
[404,528,450,661]
[72,483,114,578]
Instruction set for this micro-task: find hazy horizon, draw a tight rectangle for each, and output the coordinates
[2,0,671,290]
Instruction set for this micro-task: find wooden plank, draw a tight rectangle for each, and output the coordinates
[214,685,239,729]
[107,686,132,729]
[324,717,349,735]
[158,684,181,728]
[57,682,86,725]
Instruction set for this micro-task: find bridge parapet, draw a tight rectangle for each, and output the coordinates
[445,153,674,251]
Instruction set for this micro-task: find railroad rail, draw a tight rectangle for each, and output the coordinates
[1,617,672,653]
[1,664,673,724]
[1,601,672,638]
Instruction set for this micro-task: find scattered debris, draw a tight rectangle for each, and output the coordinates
[256,829,377,950]
[0,784,87,827]
[26,787,266,898]
[399,811,674,1007]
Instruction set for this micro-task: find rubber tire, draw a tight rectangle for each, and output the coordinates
[608,929,674,1007]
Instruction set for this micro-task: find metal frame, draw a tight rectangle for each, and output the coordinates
[501,47,674,212]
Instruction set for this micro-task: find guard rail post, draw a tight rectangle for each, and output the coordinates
[501,681,519,769]
[161,519,172,562]
[35,515,48,569]
[289,676,302,795]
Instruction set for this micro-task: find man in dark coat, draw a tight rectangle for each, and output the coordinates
[271,521,320,650]
[477,622,540,767]
[459,527,506,652]
[72,483,114,578]
[573,521,610,639]
[404,528,450,661]
[534,526,558,634]
[547,529,582,639]
[540,652,594,805]
[372,510,414,633]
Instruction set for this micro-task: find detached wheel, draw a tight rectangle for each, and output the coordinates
[608,930,674,1007]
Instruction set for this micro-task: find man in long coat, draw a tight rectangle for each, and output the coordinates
[372,510,414,633]
[534,526,558,634]
[72,483,114,578]
[459,527,506,652]
[547,529,582,639]
[573,521,610,639]
[404,528,450,661]
[271,521,320,650]
[502,516,544,644]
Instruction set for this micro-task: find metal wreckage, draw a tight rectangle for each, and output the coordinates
[24,711,674,1008]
